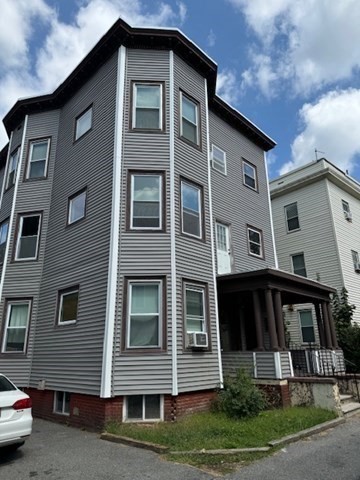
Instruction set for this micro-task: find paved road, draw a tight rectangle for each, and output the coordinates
[1,414,359,480]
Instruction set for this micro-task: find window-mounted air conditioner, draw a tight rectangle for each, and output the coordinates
[188,331,208,348]
[344,211,352,221]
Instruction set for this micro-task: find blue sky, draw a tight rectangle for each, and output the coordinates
[1,0,360,179]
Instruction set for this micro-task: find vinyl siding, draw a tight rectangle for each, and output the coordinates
[29,52,118,394]
[209,111,275,272]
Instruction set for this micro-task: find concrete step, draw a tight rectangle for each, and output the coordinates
[340,394,354,404]
[341,401,360,416]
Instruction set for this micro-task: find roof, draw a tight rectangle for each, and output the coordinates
[2,18,275,153]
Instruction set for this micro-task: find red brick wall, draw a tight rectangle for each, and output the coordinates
[165,390,216,421]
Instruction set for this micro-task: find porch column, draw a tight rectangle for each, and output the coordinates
[273,290,286,350]
[314,303,326,347]
[265,288,279,350]
[327,302,339,349]
[321,301,333,348]
[252,290,264,351]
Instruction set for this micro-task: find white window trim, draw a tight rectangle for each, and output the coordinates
[26,138,50,179]
[126,279,162,349]
[68,190,87,225]
[53,391,71,416]
[285,202,300,232]
[181,180,203,239]
[1,300,31,353]
[15,213,42,261]
[130,174,162,230]
[180,92,199,145]
[185,283,206,334]
[6,148,20,189]
[242,160,257,191]
[75,106,92,141]
[57,288,79,325]
[247,227,263,258]
[211,144,227,175]
[132,83,163,130]
[123,394,164,422]
[298,310,315,344]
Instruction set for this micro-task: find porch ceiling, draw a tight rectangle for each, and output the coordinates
[217,268,336,304]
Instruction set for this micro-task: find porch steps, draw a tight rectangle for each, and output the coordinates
[340,394,360,416]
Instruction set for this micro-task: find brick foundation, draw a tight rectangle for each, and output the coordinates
[256,381,291,408]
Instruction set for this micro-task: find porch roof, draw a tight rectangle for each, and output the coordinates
[217,268,336,304]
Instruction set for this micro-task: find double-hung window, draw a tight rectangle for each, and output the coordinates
[181,180,203,239]
[0,219,9,263]
[291,253,307,277]
[26,138,50,179]
[2,300,31,353]
[180,92,200,145]
[212,145,226,174]
[342,200,352,221]
[57,287,79,325]
[247,226,263,258]
[130,173,162,230]
[299,310,315,343]
[184,283,206,333]
[15,213,41,261]
[132,83,163,130]
[68,189,87,225]
[242,160,257,190]
[75,106,92,141]
[126,280,162,349]
[351,250,360,271]
[285,202,300,232]
[6,147,19,189]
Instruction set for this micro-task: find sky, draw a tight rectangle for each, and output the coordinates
[1,0,360,180]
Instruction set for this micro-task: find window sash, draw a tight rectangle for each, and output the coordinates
[75,107,92,140]
[212,145,226,174]
[27,139,50,179]
[285,203,300,231]
[180,93,199,144]
[6,148,19,188]
[292,254,307,276]
[351,250,359,268]
[127,281,162,349]
[0,220,9,263]
[185,285,205,333]
[342,200,350,213]
[2,301,30,353]
[248,228,262,257]
[15,214,41,260]
[126,395,161,421]
[68,190,87,224]
[133,84,162,130]
[299,311,315,343]
[58,289,79,324]
[54,391,71,415]
[130,174,162,230]
[181,181,202,238]
[243,161,257,190]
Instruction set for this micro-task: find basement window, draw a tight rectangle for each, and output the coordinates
[124,395,162,422]
[54,391,71,415]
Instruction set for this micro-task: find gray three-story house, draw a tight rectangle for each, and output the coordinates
[0,18,341,428]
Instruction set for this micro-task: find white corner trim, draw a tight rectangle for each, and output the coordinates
[274,351,282,379]
[170,50,178,397]
[264,151,279,269]
[253,352,258,378]
[0,119,28,302]
[288,351,294,377]
[101,45,126,398]
[0,131,13,210]
[204,78,223,388]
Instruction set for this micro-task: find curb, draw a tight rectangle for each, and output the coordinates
[170,447,270,455]
[100,433,169,454]
[268,417,346,447]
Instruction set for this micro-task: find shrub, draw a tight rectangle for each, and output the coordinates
[215,369,267,419]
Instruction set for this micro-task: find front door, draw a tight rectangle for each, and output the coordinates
[216,222,231,274]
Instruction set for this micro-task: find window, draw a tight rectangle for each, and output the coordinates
[15,213,41,261]
[299,310,315,343]
[57,287,79,325]
[132,83,163,130]
[126,280,162,349]
[185,283,206,333]
[75,106,92,140]
[26,138,50,179]
[0,219,9,263]
[180,92,199,145]
[342,200,352,221]
[285,202,300,232]
[54,391,71,415]
[2,300,31,353]
[130,173,162,230]
[181,180,203,239]
[351,250,360,271]
[68,189,87,225]
[125,395,162,422]
[242,160,257,190]
[291,253,307,277]
[6,147,19,189]
[247,227,263,258]
[211,145,226,174]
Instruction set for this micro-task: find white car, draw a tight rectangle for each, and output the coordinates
[0,374,33,452]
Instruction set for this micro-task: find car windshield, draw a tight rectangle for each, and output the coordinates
[0,376,16,391]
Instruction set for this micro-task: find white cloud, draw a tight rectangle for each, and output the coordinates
[0,0,187,148]
[280,89,360,175]
[216,69,242,105]
[227,0,360,95]
[207,29,216,47]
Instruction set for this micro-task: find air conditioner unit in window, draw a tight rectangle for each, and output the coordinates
[355,263,360,272]
[344,211,352,221]
[188,332,208,348]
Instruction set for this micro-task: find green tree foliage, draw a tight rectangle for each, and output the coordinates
[332,287,360,373]
[215,369,267,419]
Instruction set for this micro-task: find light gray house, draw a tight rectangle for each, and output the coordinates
[0,19,341,428]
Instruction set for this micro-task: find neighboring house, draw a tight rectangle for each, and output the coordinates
[270,158,360,361]
[0,19,341,429]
